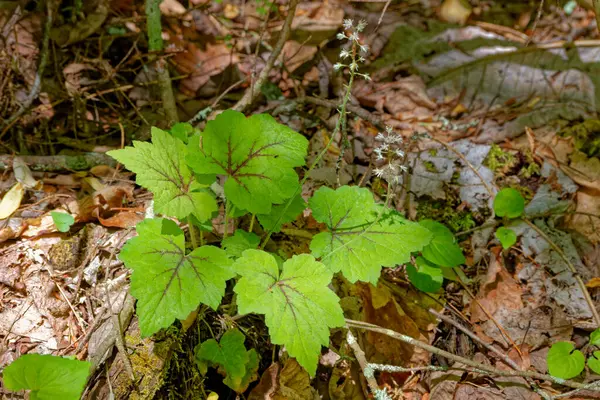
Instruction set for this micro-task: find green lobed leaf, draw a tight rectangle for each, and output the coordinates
[119,218,234,336]
[186,110,308,215]
[169,122,195,144]
[3,354,90,400]
[591,328,600,347]
[107,127,218,221]
[419,220,465,268]
[51,212,75,233]
[257,193,306,233]
[309,186,432,284]
[495,226,517,249]
[588,351,600,375]
[407,256,443,293]
[222,229,260,258]
[195,329,259,393]
[233,250,345,375]
[494,188,525,218]
[547,342,585,379]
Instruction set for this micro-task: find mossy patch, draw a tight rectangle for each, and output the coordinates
[416,196,476,233]
[559,119,600,158]
[484,144,517,173]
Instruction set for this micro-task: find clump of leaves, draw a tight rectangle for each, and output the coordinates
[484,143,517,173]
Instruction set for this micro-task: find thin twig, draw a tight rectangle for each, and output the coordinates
[233,0,299,113]
[430,309,552,399]
[523,218,600,327]
[345,319,600,392]
[346,330,381,396]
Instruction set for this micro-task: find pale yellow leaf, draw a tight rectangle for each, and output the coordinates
[0,182,25,219]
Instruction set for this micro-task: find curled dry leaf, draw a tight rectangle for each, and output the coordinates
[0,182,25,220]
[13,157,39,189]
[353,76,437,120]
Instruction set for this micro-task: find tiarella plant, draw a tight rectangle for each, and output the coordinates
[1,19,469,397]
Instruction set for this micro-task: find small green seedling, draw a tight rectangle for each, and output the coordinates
[51,211,75,233]
[493,188,526,250]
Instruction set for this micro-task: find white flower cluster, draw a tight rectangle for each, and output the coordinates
[372,126,408,184]
[333,19,370,81]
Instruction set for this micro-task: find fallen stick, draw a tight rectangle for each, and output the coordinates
[0,153,117,172]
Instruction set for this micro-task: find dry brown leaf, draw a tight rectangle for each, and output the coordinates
[353,77,437,120]
[360,283,422,364]
[50,3,108,46]
[280,41,317,73]
[174,43,239,95]
[13,157,39,189]
[248,359,317,400]
[0,182,25,219]
[567,190,600,243]
[329,361,367,400]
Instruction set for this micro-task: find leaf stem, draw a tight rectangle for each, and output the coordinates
[249,214,255,232]
[260,45,359,249]
[188,220,198,249]
[223,201,230,240]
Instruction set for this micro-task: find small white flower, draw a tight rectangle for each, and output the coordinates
[343,19,354,30]
[336,32,347,40]
[350,62,358,71]
[358,56,366,63]
[362,73,371,81]
[375,133,385,141]
[356,20,367,32]
[359,44,369,54]
[333,63,344,71]
[399,165,409,172]
[373,168,384,178]
[340,49,350,59]
[395,149,405,158]
[349,32,360,42]
[385,126,393,134]
[379,143,389,151]
[373,148,383,160]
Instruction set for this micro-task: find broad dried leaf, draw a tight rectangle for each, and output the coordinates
[186,110,308,215]
[309,186,432,283]
[108,127,217,221]
[119,218,234,336]
[233,250,345,375]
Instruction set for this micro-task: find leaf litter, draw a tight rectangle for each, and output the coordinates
[2,0,600,399]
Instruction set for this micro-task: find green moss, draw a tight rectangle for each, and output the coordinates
[484,144,517,172]
[416,198,476,233]
[428,148,438,157]
[519,150,540,178]
[559,119,600,158]
[423,160,438,173]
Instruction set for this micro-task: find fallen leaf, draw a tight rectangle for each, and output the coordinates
[248,358,317,399]
[13,157,39,189]
[353,77,437,120]
[174,43,239,95]
[50,3,108,46]
[587,277,600,288]
[280,41,317,73]
[439,0,472,25]
[0,182,25,219]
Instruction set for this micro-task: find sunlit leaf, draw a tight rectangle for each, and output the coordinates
[309,186,432,284]
[233,250,344,375]
[119,218,234,336]
[186,110,308,215]
[419,219,465,268]
[3,354,90,400]
[108,127,218,221]
[547,342,584,379]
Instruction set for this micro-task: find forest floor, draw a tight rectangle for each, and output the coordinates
[2,0,600,399]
